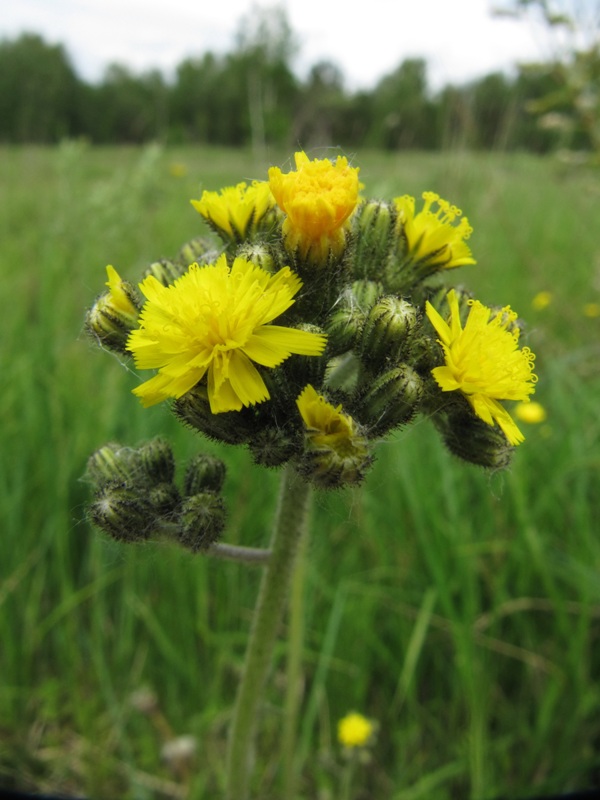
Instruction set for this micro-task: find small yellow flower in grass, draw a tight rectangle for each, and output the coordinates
[169,162,187,178]
[583,302,600,318]
[191,181,274,241]
[425,289,537,446]
[268,151,360,264]
[337,712,374,749]
[514,400,547,424]
[394,191,475,271]
[532,291,552,311]
[127,255,327,414]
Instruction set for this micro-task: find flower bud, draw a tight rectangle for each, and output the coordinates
[351,280,384,310]
[359,297,420,369]
[86,443,143,487]
[139,437,175,485]
[183,454,227,495]
[357,364,423,435]
[88,484,151,542]
[235,242,278,274]
[85,267,141,354]
[434,410,514,470]
[148,482,181,516]
[178,493,227,552]
[350,200,398,280]
[176,237,220,269]
[143,259,188,287]
[249,425,301,468]
[325,304,365,356]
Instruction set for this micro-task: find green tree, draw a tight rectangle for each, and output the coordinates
[0,33,80,142]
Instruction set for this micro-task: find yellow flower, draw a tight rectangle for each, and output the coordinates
[532,291,552,311]
[425,290,537,446]
[268,151,360,264]
[127,255,327,414]
[296,384,356,453]
[583,302,600,318]
[514,400,547,424]
[337,712,374,749]
[394,191,475,271]
[169,162,187,178]
[191,181,274,241]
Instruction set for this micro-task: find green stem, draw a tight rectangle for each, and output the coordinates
[281,505,311,798]
[226,464,312,800]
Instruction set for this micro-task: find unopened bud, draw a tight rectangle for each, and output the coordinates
[178,493,227,552]
[434,410,514,470]
[351,280,384,310]
[360,297,420,369]
[351,200,398,280]
[176,237,219,268]
[87,443,142,487]
[326,304,365,356]
[148,482,181,516]
[143,259,188,287]
[235,242,277,273]
[88,484,151,542]
[357,364,423,435]
[139,437,175,485]
[249,425,301,468]
[183,454,227,495]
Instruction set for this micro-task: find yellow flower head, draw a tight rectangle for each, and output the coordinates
[337,712,374,749]
[127,255,327,414]
[425,290,537,446]
[191,181,274,241]
[514,400,547,424]
[395,191,475,271]
[268,151,360,264]
[532,291,552,311]
[296,384,356,453]
[583,302,600,318]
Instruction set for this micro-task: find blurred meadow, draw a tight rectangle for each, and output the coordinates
[1,142,600,799]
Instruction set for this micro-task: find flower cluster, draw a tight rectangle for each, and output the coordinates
[86,149,537,542]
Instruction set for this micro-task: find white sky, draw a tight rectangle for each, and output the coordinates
[1,0,555,91]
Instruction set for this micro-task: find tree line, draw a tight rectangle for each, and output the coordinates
[0,8,592,153]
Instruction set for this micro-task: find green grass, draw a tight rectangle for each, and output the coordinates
[1,143,600,799]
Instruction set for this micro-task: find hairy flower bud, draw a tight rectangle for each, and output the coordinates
[88,484,151,542]
[178,493,227,552]
[184,454,227,495]
[143,259,188,287]
[359,296,420,369]
[176,236,220,268]
[235,241,278,274]
[434,409,514,470]
[249,425,301,468]
[148,482,181,516]
[139,437,175,485]
[357,364,423,435]
[326,304,365,356]
[86,443,143,487]
[351,200,398,280]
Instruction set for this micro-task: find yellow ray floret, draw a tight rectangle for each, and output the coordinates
[268,151,360,263]
[425,290,537,446]
[105,265,139,318]
[395,191,476,270]
[127,255,327,414]
[191,180,274,240]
